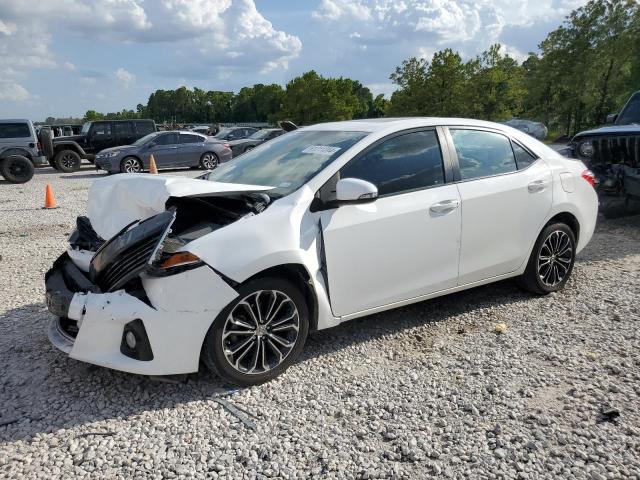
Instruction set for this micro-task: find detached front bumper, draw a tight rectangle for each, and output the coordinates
[45,252,238,375]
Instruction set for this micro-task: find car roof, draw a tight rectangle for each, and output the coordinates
[303,117,522,133]
[0,119,31,123]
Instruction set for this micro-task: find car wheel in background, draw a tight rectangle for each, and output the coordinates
[54,150,82,173]
[200,152,218,170]
[0,155,35,184]
[202,277,309,386]
[518,222,576,295]
[120,157,143,173]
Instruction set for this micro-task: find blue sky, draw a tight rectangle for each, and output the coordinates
[0,0,586,120]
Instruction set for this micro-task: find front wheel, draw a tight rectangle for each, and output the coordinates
[120,156,143,173]
[54,149,82,173]
[518,223,576,295]
[0,155,34,183]
[202,277,309,386]
[200,152,218,170]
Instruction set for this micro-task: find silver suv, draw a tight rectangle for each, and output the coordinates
[0,119,48,183]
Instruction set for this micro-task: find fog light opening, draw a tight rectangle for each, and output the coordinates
[125,331,137,349]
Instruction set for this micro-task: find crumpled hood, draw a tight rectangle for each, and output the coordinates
[87,174,273,239]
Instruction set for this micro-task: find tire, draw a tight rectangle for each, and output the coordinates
[54,149,82,173]
[120,156,143,173]
[38,129,54,159]
[199,152,218,170]
[518,222,576,295]
[0,155,34,184]
[202,277,309,386]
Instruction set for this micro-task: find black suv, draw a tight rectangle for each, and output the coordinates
[568,91,640,211]
[49,119,156,172]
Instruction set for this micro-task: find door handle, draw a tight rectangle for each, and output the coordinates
[429,199,460,214]
[528,179,547,193]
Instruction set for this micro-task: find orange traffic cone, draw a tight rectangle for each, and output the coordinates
[43,184,58,209]
[149,154,158,174]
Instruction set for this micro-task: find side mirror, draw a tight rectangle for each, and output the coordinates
[606,113,618,124]
[336,178,378,204]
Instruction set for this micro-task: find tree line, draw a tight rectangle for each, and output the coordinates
[76,0,639,138]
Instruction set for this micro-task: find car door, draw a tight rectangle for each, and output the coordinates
[445,127,553,285]
[178,133,204,166]
[147,132,179,168]
[319,129,461,317]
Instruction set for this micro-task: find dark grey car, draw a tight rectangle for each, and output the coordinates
[94,131,233,174]
[227,128,285,157]
[211,126,259,143]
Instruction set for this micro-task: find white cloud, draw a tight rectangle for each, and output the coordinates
[115,67,135,84]
[64,61,76,71]
[0,80,30,102]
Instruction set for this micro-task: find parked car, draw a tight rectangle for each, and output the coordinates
[228,128,285,157]
[501,118,548,140]
[210,126,258,143]
[189,125,211,135]
[94,131,232,173]
[565,91,640,210]
[0,119,49,183]
[45,118,598,385]
[49,119,157,173]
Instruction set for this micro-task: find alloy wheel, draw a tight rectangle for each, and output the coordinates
[537,230,573,287]
[59,153,77,169]
[202,153,218,169]
[221,290,300,375]
[123,158,141,173]
[8,161,27,178]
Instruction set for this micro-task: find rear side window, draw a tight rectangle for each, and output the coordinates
[180,134,202,144]
[450,129,517,180]
[115,122,133,137]
[0,123,31,138]
[156,133,177,145]
[135,121,155,136]
[512,142,537,169]
[340,130,445,196]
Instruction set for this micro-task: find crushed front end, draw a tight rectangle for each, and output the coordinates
[45,208,239,375]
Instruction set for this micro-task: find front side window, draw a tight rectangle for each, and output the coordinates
[207,130,367,198]
[450,129,516,180]
[155,133,178,145]
[340,130,445,196]
[92,123,112,137]
[0,123,30,138]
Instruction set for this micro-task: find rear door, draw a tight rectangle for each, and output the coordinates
[445,127,552,285]
[178,133,204,166]
[320,128,461,316]
[114,122,136,146]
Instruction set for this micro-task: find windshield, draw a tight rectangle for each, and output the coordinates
[214,128,232,139]
[81,122,91,134]
[248,129,271,140]
[617,93,640,125]
[206,130,367,197]
[132,132,159,146]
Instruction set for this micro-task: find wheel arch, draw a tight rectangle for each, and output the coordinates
[547,211,580,243]
[241,263,319,332]
[0,147,32,160]
[53,142,84,156]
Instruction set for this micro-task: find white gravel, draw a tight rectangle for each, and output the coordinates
[1,166,639,479]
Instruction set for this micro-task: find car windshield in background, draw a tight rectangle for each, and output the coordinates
[248,129,271,140]
[617,94,640,125]
[80,122,91,134]
[214,128,232,139]
[132,132,159,146]
[206,130,367,197]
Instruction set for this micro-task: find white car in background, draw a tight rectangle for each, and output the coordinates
[45,118,598,385]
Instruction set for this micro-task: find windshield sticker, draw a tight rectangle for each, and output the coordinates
[301,145,341,155]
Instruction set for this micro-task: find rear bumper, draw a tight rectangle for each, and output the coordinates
[44,252,238,375]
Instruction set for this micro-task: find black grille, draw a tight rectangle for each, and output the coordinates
[90,210,175,292]
[591,135,640,167]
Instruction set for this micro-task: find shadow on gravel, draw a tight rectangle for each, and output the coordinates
[1,215,638,442]
[33,166,97,176]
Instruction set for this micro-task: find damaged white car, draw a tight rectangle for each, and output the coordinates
[45,118,598,385]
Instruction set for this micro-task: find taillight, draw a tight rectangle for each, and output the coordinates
[581,169,596,187]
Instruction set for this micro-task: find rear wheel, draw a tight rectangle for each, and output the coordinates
[120,156,143,173]
[0,155,34,183]
[518,222,576,295]
[54,149,82,173]
[202,277,309,386]
[200,152,218,170]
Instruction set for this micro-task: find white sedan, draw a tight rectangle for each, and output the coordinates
[45,118,598,385]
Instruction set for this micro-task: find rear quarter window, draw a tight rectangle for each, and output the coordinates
[0,123,31,139]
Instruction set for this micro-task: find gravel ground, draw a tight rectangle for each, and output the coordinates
[1,166,639,479]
